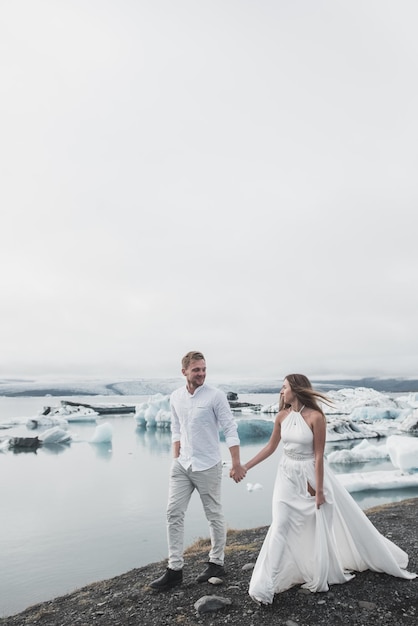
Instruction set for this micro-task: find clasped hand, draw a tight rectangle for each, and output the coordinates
[229,464,247,483]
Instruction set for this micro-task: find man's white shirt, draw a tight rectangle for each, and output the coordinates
[170,383,240,471]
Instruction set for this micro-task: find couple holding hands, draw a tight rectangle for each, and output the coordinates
[149,351,415,604]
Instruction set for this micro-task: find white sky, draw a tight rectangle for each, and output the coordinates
[1,0,417,381]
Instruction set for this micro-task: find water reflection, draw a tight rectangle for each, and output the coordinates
[10,446,39,455]
[89,442,113,460]
[39,443,70,456]
[135,427,172,454]
[352,486,418,509]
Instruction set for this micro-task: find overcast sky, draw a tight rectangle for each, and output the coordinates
[1,0,417,382]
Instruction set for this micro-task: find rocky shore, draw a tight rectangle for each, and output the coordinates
[1,498,417,626]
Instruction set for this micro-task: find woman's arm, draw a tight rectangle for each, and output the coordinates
[242,411,283,471]
[311,410,326,508]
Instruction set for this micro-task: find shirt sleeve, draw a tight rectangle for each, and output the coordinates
[214,389,240,448]
[170,394,181,443]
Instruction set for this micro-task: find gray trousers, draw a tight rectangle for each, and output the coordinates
[166,460,226,570]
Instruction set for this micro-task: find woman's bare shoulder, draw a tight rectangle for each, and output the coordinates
[305,408,326,426]
[276,408,290,424]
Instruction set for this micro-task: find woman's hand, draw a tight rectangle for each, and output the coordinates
[230,464,247,483]
[316,490,326,509]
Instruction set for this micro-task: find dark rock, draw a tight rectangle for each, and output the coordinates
[9,436,41,449]
[194,595,232,615]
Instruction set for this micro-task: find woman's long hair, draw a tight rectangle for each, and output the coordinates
[279,373,333,415]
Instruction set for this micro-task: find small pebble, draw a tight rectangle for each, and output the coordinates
[241,563,255,571]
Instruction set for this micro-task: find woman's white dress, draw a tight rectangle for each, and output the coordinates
[249,409,416,605]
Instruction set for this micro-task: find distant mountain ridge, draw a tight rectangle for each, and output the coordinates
[315,378,418,393]
[0,376,417,397]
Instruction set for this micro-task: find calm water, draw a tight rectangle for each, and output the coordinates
[1,394,417,617]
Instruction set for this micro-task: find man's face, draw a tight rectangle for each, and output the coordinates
[182,358,206,391]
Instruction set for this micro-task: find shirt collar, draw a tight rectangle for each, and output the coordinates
[186,382,206,397]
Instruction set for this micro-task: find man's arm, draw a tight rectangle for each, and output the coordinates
[229,444,247,483]
[172,440,180,458]
[213,390,247,482]
[170,394,181,458]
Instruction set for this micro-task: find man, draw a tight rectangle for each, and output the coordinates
[150,351,247,591]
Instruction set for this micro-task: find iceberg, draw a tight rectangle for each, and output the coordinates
[324,386,406,415]
[27,416,69,429]
[325,418,382,441]
[89,422,113,444]
[235,418,274,440]
[26,403,100,427]
[397,392,418,408]
[154,409,172,429]
[349,407,408,421]
[398,409,418,432]
[0,437,11,452]
[327,439,389,464]
[39,426,72,445]
[46,404,100,423]
[1,427,72,450]
[134,393,171,428]
[337,469,418,492]
[386,435,418,473]
[335,435,418,493]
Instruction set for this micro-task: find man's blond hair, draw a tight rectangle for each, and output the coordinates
[182,351,205,369]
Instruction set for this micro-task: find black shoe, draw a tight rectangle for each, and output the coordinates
[149,567,183,590]
[196,562,226,583]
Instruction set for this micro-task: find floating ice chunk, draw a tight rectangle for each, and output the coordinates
[368,419,404,435]
[155,409,172,429]
[36,404,99,422]
[134,393,171,427]
[398,409,418,432]
[236,418,274,440]
[324,387,404,415]
[386,435,418,473]
[337,469,418,492]
[0,438,10,452]
[27,416,69,429]
[349,407,407,421]
[326,418,382,441]
[144,403,159,426]
[327,439,389,464]
[89,423,113,443]
[39,427,72,444]
[134,402,149,427]
[398,392,418,408]
[246,482,263,492]
[260,402,279,414]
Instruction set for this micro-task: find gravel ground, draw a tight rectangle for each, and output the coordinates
[1,498,417,626]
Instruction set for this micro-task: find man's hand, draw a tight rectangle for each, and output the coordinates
[229,463,247,483]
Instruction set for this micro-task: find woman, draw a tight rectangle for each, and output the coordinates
[236,374,416,605]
